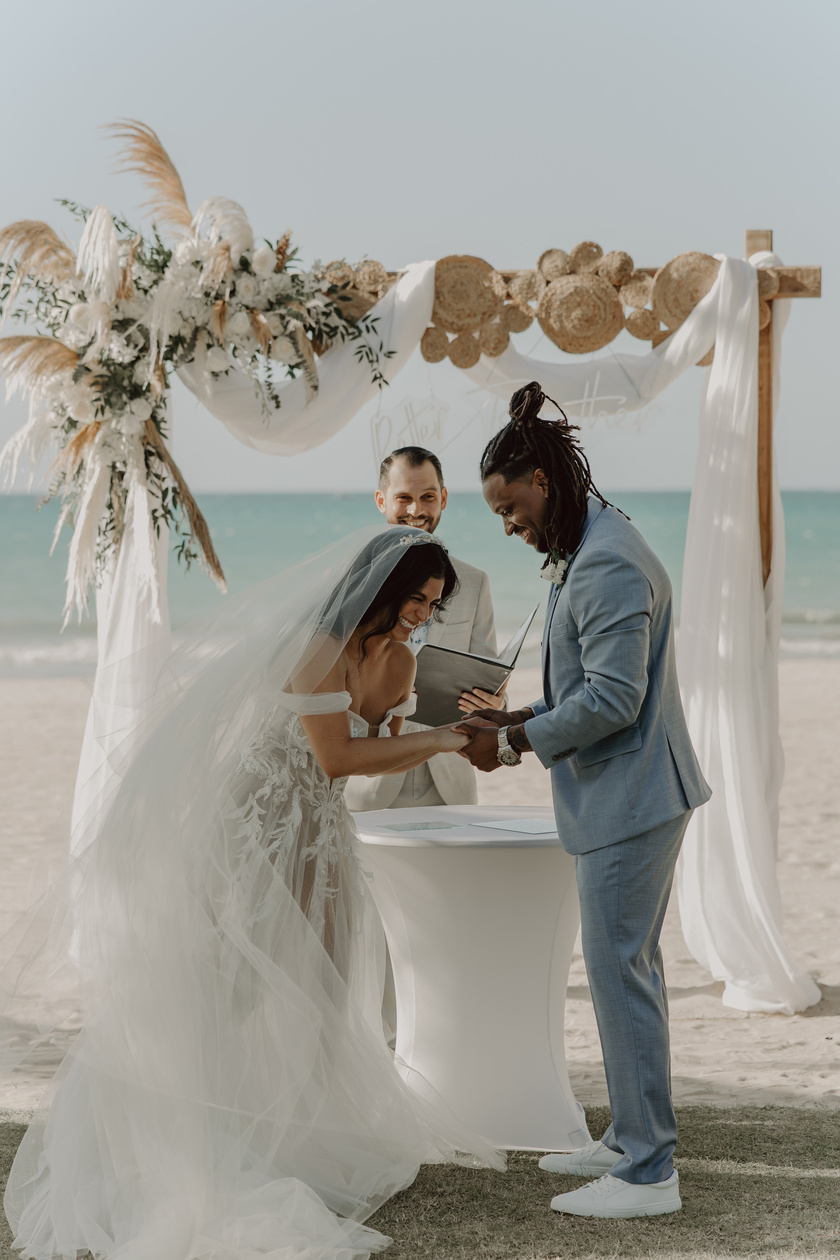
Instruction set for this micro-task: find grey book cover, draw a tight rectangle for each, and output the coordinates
[412,607,538,727]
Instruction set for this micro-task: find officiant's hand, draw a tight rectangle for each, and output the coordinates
[457,686,507,715]
[453,717,505,772]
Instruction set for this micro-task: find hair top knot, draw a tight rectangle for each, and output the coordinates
[509,380,545,427]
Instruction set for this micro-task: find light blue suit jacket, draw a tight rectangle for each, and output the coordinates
[524,498,711,854]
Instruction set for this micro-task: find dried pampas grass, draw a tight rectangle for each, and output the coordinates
[50,420,100,487]
[0,335,79,400]
[143,419,226,592]
[106,119,192,233]
[0,220,76,318]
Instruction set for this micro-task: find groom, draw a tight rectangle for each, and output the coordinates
[458,382,711,1220]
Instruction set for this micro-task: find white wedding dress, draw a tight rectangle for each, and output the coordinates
[2,527,503,1260]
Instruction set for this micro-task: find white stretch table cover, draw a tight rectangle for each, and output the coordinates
[355,805,590,1152]
[675,255,820,1014]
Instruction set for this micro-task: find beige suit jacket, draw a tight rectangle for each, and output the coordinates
[343,555,498,810]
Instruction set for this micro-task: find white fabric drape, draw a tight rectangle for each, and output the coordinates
[87,252,816,1015]
[69,464,171,857]
[177,260,436,453]
[674,254,820,1014]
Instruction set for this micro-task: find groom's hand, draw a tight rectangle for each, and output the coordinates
[453,717,505,772]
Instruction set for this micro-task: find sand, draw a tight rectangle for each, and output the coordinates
[1,662,838,1119]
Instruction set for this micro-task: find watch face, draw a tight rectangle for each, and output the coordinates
[498,748,520,766]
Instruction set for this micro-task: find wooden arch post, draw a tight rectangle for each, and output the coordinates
[744,230,821,585]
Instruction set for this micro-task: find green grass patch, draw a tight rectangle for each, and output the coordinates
[1,1107,838,1259]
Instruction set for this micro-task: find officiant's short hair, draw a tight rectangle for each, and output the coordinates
[379,446,444,490]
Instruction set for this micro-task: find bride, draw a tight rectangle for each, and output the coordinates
[1,526,502,1260]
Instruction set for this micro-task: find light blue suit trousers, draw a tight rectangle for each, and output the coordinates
[575,813,690,1184]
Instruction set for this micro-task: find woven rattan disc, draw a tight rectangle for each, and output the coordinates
[353,260,389,296]
[502,303,534,333]
[478,322,510,358]
[448,332,482,368]
[569,241,603,274]
[537,274,625,354]
[323,260,355,287]
[432,256,505,333]
[757,268,780,300]
[420,327,449,363]
[598,251,634,287]
[625,308,659,340]
[507,269,546,309]
[620,271,654,309]
[652,252,720,329]
[697,346,714,367]
[758,299,772,331]
[334,287,377,322]
[537,249,571,281]
[652,329,672,348]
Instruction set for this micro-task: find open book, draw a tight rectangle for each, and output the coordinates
[412,607,539,728]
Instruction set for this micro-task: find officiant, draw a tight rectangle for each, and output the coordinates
[344,445,505,811]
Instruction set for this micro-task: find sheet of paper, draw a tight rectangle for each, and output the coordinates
[470,818,557,835]
[381,821,459,832]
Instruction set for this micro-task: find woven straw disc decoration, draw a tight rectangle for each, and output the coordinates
[538,249,571,281]
[420,327,449,363]
[569,241,603,274]
[625,308,659,340]
[598,250,634,287]
[652,252,720,329]
[507,269,546,309]
[538,274,625,354]
[478,322,510,357]
[432,255,505,333]
[354,259,390,297]
[448,333,482,369]
[502,303,534,333]
[620,271,654,310]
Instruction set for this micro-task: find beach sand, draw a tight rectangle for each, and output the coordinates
[1,662,838,1119]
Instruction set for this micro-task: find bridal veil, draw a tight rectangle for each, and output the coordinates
[0,526,502,1260]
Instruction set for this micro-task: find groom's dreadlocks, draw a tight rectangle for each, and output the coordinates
[480,381,618,563]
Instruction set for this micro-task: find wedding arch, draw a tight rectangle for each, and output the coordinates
[0,121,822,1016]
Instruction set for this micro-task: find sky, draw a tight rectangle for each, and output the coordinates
[0,0,837,493]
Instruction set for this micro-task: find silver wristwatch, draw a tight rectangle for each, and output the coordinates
[497,726,522,766]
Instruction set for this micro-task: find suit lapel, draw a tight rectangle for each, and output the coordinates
[541,497,606,704]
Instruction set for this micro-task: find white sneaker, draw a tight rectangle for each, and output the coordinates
[550,1171,681,1218]
[538,1139,623,1176]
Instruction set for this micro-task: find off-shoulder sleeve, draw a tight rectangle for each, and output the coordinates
[275,691,353,716]
[387,694,417,720]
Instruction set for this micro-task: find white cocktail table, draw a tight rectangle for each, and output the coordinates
[354,804,590,1152]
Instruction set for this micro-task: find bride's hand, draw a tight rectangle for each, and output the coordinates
[434,723,473,752]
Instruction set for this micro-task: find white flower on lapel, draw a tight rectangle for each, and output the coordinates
[540,558,568,586]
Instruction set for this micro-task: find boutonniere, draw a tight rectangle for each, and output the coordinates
[540,555,569,586]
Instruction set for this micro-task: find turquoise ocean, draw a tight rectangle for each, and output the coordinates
[2,491,839,677]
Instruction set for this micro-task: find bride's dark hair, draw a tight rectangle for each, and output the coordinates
[355,539,458,658]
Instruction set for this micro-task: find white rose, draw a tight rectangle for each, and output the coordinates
[206,346,230,372]
[252,246,276,279]
[270,335,296,363]
[68,303,90,328]
[174,238,208,266]
[133,360,149,385]
[129,397,153,423]
[264,311,284,337]
[68,390,96,424]
[116,411,146,438]
[226,310,252,340]
[234,274,258,303]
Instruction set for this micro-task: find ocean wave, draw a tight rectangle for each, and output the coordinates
[779,637,840,658]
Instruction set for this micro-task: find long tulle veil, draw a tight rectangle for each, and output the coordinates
[1,525,502,1260]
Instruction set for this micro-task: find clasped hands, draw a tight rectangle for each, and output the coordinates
[453,707,520,773]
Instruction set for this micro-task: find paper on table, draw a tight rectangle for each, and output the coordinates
[471,818,557,835]
[381,821,459,832]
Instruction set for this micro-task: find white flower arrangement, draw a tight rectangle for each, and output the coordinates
[0,122,396,624]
